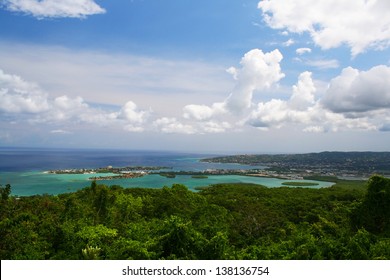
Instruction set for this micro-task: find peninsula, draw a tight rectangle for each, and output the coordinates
[47,165,171,180]
[201,151,390,179]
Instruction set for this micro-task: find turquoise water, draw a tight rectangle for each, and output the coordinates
[1,171,334,196]
[0,148,334,196]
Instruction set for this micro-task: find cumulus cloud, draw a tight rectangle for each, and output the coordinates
[183,103,226,121]
[244,71,317,130]
[54,95,87,111]
[246,71,339,131]
[245,66,390,133]
[258,0,390,56]
[1,0,106,18]
[118,101,149,124]
[0,69,49,113]
[0,68,152,133]
[46,97,150,129]
[289,71,316,110]
[0,42,234,120]
[224,48,285,113]
[114,101,150,132]
[247,99,289,129]
[322,65,390,113]
[0,68,233,135]
[182,49,285,125]
[180,49,387,134]
[3,48,389,137]
[46,95,103,124]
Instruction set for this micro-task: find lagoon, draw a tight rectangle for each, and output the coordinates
[0,148,334,196]
[1,171,334,196]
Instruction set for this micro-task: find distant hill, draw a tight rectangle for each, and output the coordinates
[202,151,390,176]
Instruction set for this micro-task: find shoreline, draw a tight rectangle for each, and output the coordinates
[89,172,145,180]
[4,172,338,197]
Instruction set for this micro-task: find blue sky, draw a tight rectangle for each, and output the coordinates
[1,0,390,153]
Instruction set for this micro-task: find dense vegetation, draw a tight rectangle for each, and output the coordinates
[1,176,390,260]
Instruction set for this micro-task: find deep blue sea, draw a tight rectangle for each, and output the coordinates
[0,147,334,196]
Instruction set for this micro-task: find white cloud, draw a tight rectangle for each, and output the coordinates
[44,97,151,129]
[183,102,226,121]
[289,71,316,110]
[0,68,153,133]
[322,65,390,113]
[0,43,233,118]
[33,94,95,124]
[153,117,196,134]
[244,72,317,130]
[296,47,312,55]
[183,104,214,121]
[246,69,383,133]
[0,69,49,113]
[182,48,285,124]
[1,0,106,18]
[224,48,285,114]
[118,101,149,124]
[258,0,390,56]
[247,99,289,129]
[153,117,231,135]
[2,44,389,139]
[178,49,389,135]
[54,95,87,111]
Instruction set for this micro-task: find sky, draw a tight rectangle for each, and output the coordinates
[0,0,390,154]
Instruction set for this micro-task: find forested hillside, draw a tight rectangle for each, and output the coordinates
[1,176,390,260]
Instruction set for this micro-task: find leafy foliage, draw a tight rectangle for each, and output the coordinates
[0,184,11,200]
[1,177,390,259]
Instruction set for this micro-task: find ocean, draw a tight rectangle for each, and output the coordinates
[0,147,333,196]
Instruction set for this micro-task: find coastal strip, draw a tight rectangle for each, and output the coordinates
[89,172,145,180]
[47,165,172,180]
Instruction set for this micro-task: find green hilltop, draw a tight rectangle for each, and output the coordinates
[1,175,390,260]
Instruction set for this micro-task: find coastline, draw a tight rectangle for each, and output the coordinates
[1,148,376,197]
[3,171,336,197]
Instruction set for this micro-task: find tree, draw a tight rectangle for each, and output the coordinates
[353,175,390,234]
[0,184,11,200]
[82,245,102,260]
[157,216,206,259]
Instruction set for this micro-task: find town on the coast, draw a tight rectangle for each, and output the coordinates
[46,151,390,181]
[47,166,170,180]
[201,151,390,179]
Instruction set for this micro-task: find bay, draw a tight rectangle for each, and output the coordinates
[0,148,334,196]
